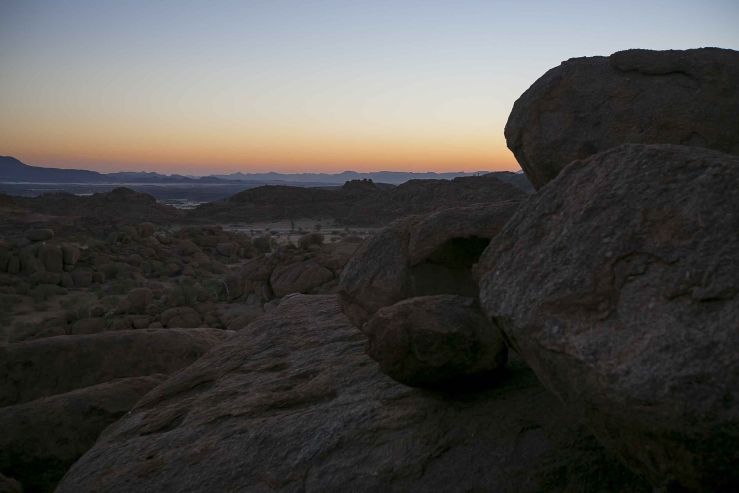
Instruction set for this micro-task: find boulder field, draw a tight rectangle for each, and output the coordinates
[56,295,649,493]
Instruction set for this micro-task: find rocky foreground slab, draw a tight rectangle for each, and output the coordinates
[57,295,649,492]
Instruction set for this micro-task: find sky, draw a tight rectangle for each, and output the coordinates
[1,1,737,175]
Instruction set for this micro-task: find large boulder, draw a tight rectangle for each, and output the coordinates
[176,240,201,256]
[70,270,92,287]
[137,222,156,237]
[297,232,324,250]
[269,261,334,298]
[128,287,153,314]
[475,144,739,491]
[221,258,276,299]
[216,242,237,257]
[338,202,520,328]
[37,244,63,273]
[0,328,229,406]
[363,295,507,387]
[56,295,649,492]
[0,375,167,493]
[506,48,739,190]
[60,244,80,266]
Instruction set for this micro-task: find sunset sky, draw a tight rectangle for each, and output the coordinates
[1,1,737,175]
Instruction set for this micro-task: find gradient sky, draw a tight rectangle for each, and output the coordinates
[1,1,737,174]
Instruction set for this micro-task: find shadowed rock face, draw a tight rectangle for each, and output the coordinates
[476,144,739,491]
[338,202,521,329]
[0,328,230,407]
[0,375,167,493]
[56,295,650,493]
[505,48,739,190]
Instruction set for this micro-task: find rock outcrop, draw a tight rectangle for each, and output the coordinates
[363,295,507,387]
[506,48,739,190]
[14,187,185,225]
[0,375,167,492]
[338,202,520,328]
[188,175,525,227]
[476,144,739,491]
[0,328,229,406]
[56,296,649,492]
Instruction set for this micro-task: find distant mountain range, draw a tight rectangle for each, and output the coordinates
[206,170,500,185]
[0,156,523,186]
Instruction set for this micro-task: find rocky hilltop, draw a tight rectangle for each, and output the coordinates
[14,187,185,226]
[189,174,527,227]
[3,47,739,493]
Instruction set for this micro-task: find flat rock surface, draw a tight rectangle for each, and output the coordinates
[476,144,739,490]
[57,295,649,493]
[0,375,167,493]
[505,48,739,190]
[0,328,230,406]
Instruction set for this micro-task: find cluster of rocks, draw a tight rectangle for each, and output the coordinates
[0,222,268,342]
[219,232,363,329]
[0,228,83,290]
[338,201,521,387]
[337,47,739,491]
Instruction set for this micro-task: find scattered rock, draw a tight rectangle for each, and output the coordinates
[363,295,507,387]
[0,375,167,493]
[505,48,739,190]
[0,328,229,406]
[56,295,649,493]
[476,144,739,491]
